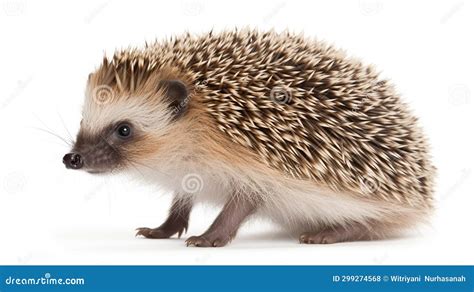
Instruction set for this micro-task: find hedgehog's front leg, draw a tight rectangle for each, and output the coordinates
[186,197,257,247]
[136,195,193,239]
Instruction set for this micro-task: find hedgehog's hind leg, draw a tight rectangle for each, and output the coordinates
[299,221,382,244]
[136,195,193,239]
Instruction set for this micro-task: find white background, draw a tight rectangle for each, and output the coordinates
[0,0,473,265]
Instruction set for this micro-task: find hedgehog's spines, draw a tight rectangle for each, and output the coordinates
[89,30,435,209]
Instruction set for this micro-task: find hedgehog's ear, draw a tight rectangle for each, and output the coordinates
[159,80,189,118]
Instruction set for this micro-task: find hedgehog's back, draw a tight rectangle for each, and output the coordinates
[137,30,435,208]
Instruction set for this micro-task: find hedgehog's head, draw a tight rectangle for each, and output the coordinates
[63,56,190,174]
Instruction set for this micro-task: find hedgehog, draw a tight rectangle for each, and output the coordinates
[63,29,435,247]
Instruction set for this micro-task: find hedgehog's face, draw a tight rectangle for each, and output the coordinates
[64,119,138,173]
[63,79,189,174]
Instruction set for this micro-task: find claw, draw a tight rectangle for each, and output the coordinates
[299,231,337,244]
[135,227,151,237]
[186,235,230,247]
[186,236,210,247]
[135,227,173,239]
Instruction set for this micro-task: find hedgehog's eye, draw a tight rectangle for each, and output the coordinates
[116,123,132,139]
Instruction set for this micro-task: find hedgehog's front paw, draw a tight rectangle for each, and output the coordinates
[136,227,177,239]
[185,235,230,247]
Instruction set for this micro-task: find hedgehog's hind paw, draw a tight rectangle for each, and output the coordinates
[299,231,341,244]
[299,224,374,244]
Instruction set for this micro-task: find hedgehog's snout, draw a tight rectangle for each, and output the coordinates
[63,153,84,170]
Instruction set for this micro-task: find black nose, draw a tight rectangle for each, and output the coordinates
[63,153,84,169]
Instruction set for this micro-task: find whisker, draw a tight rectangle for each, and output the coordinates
[32,114,74,146]
[31,126,72,147]
[57,111,74,143]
